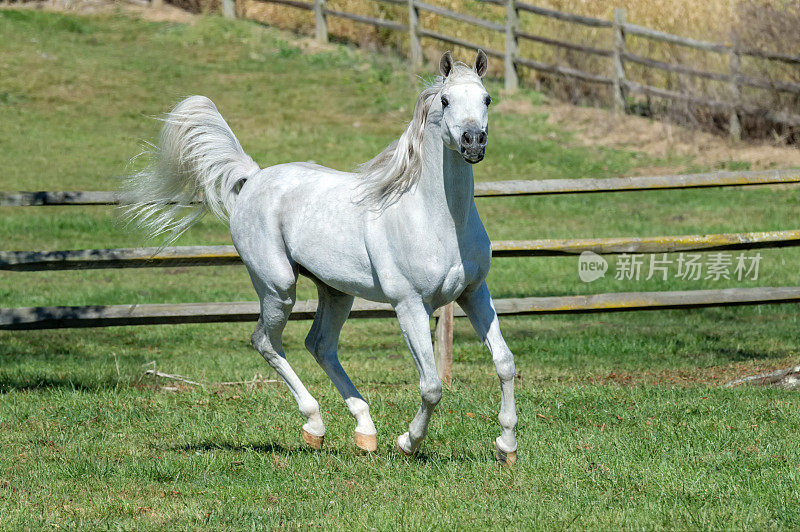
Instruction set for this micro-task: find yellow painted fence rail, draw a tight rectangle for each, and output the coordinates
[3,229,800,271]
[3,168,799,206]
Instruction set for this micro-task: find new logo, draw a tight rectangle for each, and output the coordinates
[578,251,608,283]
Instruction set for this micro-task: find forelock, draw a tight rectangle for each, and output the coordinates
[443,62,483,86]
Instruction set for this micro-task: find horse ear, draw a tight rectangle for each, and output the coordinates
[439,51,454,78]
[474,49,488,77]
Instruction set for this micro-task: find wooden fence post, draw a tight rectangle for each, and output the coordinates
[504,0,519,91]
[221,0,236,19]
[408,0,422,69]
[434,302,454,385]
[314,0,328,43]
[612,8,627,114]
[728,31,742,142]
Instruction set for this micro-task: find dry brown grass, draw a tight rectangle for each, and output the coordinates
[541,0,736,39]
[543,99,800,172]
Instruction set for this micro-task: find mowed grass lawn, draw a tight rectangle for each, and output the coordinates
[1,9,799,529]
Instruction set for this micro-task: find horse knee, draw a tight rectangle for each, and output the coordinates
[420,379,442,406]
[494,348,516,382]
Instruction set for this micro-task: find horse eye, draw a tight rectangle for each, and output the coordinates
[441,96,449,108]
[484,95,492,106]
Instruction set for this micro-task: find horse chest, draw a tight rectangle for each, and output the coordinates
[403,223,490,305]
[411,252,484,307]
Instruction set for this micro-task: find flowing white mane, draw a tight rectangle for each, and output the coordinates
[357,63,480,207]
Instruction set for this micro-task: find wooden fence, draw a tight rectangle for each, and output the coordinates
[3,168,800,382]
[206,0,800,141]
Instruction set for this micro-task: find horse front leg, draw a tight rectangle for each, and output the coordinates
[457,282,518,465]
[393,298,442,456]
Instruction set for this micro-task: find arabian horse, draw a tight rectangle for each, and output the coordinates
[123,50,518,464]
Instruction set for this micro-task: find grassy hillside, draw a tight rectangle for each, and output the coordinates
[0,9,798,529]
[243,0,800,140]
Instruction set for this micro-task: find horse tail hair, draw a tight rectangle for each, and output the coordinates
[120,95,260,245]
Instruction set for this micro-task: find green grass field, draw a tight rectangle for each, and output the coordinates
[1,9,799,529]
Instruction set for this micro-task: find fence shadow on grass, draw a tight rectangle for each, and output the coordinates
[708,346,779,362]
[0,330,151,392]
[167,439,493,463]
[168,440,336,456]
[0,373,123,393]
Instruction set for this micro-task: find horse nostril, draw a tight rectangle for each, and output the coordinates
[461,131,472,146]
[478,131,487,146]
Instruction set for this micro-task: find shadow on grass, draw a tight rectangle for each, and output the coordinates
[710,346,778,361]
[167,439,336,456]
[408,450,493,464]
[167,439,492,463]
[0,374,123,393]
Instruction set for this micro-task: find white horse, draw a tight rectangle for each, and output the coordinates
[123,50,518,464]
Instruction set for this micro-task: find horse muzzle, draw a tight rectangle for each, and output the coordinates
[460,127,487,164]
[461,149,485,164]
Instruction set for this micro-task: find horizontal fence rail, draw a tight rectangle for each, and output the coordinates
[514,0,611,29]
[0,191,118,206]
[4,229,800,271]
[417,28,505,59]
[514,56,612,85]
[621,52,730,83]
[3,169,799,206]
[515,30,611,58]
[621,51,800,95]
[414,0,504,32]
[623,81,800,127]
[326,9,407,32]
[621,23,730,54]
[492,230,800,256]
[5,287,800,330]
[474,169,800,196]
[622,22,800,64]
[263,0,311,9]
[0,299,387,330]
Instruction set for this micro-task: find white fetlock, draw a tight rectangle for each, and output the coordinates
[494,437,517,466]
[301,420,325,450]
[396,432,415,456]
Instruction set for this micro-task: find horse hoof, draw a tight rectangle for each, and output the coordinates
[395,433,414,457]
[355,431,377,453]
[301,427,324,450]
[495,441,517,467]
[395,442,413,457]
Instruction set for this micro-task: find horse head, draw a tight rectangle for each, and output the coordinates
[437,50,491,164]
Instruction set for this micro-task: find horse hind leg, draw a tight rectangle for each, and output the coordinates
[251,281,326,450]
[306,282,377,452]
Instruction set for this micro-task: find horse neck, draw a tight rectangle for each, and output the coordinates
[410,121,475,229]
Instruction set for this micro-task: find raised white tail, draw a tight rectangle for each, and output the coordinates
[121,95,260,245]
